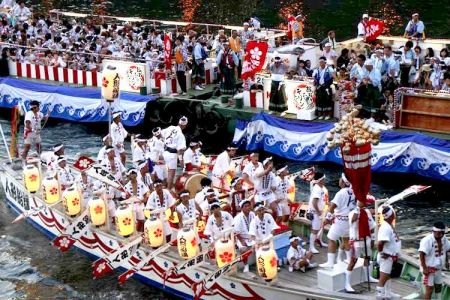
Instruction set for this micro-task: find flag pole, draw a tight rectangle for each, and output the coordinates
[363,237,371,291]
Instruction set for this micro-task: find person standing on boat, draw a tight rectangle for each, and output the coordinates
[132,135,148,169]
[357,14,369,38]
[322,43,338,67]
[313,57,335,120]
[319,173,356,269]
[174,35,189,95]
[233,199,255,273]
[345,200,377,293]
[266,55,288,112]
[56,156,75,191]
[287,236,317,273]
[249,202,280,243]
[183,139,201,172]
[97,135,111,164]
[211,145,238,192]
[419,222,450,300]
[253,157,277,209]
[241,152,262,188]
[307,172,327,254]
[192,36,207,91]
[204,201,233,243]
[376,206,401,300]
[110,111,129,165]
[102,146,126,218]
[145,179,176,242]
[356,59,382,117]
[273,165,291,225]
[229,30,242,78]
[400,41,416,87]
[148,127,167,183]
[320,30,337,51]
[21,100,49,161]
[404,13,425,39]
[240,22,253,51]
[176,190,203,229]
[161,116,188,191]
[217,41,239,95]
[123,168,149,232]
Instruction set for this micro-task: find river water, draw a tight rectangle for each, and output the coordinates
[0,116,449,299]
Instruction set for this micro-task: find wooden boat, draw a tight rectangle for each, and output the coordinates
[2,159,449,299]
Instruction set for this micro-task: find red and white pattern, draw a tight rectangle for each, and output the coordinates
[243,90,264,109]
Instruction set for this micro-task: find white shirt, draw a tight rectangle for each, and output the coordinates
[350,63,365,84]
[357,22,366,37]
[45,153,58,172]
[148,136,165,162]
[183,148,201,168]
[287,245,306,262]
[132,145,147,167]
[242,162,263,184]
[248,213,280,241]
[204,211,234,241]
[58,166,75,188]
[176,199,197,221]
[255,171,277,194]
[322,49,337,66]
[124,179,149,200]
[24,111,43,132]
[378,221,401,255]
[110,122,128,148]
[233,211,255,241]
[308,184,325,213]
[97,146,107,163]
[101,157,125,182]
[12,5,31,20]
[331,187,356,216]
[418,234,450,269]
[162,125,186,151]
[0,0,15,8]
[274,176,290,199]
[211,151,231,177]
[145,189,175,211]
[348,207,375,241]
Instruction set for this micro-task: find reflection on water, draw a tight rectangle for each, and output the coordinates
[0,116,449,299]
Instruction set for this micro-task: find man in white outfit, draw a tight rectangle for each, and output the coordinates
[233,199,255,272]
[148,127,167,182]
[211,145,237,191]
[307,172,327,254]
[110,111,128,165]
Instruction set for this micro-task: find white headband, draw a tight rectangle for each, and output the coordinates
[289,236,301,242]
[313,174,326,183]
[53,144,64,152]
[263,157,273,166]
[341,173,351,186]
[179,192,190,198]
[433,227,445,232]
[190,142,199,147]
[239,199,250,208]
[382,207,393,219]
[179,116,188,126]
[209,202,220,210]
[126,168,138,175]
[254,202,265,210]
[276,166,288,175]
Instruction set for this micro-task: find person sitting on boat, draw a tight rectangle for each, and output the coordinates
[345,200,377,293]
[135,159,153,191]
[162,116,188,191]
[376,205,401,300]
[273,165,291,225]
[132,135,148,169]
[56,156,75,191]
[194,177,215,205]
[145,179,176,242]
[46,143,64,172]
[217,41,239,95]
[123,168,149,232]
[253,157,277,209]
[307,172,327,254]
[287,236,317,273]
[241,152,262,188]
[97,135,111,164]
[291,14,304,44]
[204,201,234,244]
[419,222,450,300]
[357,14,369,38]
[110,111,129,165]
[249,202,280,243]
[233,199,255,273]
[199,189,218,219]
[21,100,49,162]
[176,189,203,230]
[355,59,382,117]
[192,35,207,91]
[266,54,288,112]
[404,13,425,40]
[211,144,238,192]
[313,56,335,120]
[229,177,248,216]
[183,139,202,172]
[148,127,167,183]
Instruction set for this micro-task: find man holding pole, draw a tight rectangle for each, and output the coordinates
[419,221,450,300]
[21,100,49,161]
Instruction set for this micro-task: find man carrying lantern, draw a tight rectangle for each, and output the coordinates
[145,179,176,242]
[287,236,317,273]
[233,199,255,273]
[21,100,49,162]
[307,172,327,254]
[123,167,149,232]
[319,173,356,269]
[111,111,129,165]
[419,221,450,300]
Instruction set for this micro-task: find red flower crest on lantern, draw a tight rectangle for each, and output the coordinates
[72,198,80,206]
[219,251,233,264]
[49,187,58,195]
[190,238,197,247]
[102,77,109,88]
[29,174,38,182]
[123,217,132,226]
[94,205,103,214]
[270,256,277,267]
[153,228,162,238]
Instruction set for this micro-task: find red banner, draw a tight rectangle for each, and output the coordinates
[241,41,269,80]
[164,35,172,70]
[364,19,385,42]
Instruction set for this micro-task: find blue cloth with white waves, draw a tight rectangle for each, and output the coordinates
[0,77,157,126]
[233,113,450,182]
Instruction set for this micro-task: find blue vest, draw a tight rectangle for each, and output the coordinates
[314,67,333,85]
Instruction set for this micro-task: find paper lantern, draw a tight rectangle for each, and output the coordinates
[144,216,164,248]
[23,164,40,193]
[115,204,135,237]
[197,219,206,232]
[287,177,296,203]
[177,227,199,259]
[42,176,60,204]
[62,185,81,216]
[256,244,278,281]
[165,208,179,224]
[101,65,120,102]
[215,238,236,267]
[88,197,107,226]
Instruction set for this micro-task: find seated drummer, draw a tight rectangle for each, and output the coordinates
[266,54,289,112]
[248,202,280,244]
[233,199,255,273]
[176,189,203,229]
[287,236,317,273]
[229,177,247,216]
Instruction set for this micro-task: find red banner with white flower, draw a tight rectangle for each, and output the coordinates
[241,41,269,80]
[364,19,385,42]
[164,35,172,70]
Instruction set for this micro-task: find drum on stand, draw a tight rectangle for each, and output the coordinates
[175,172,207,197]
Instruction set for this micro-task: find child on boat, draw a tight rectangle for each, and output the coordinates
[287,236,317,273]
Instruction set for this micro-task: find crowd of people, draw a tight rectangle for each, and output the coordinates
[21,98,450,299]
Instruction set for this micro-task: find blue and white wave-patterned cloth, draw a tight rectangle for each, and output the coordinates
[233,113,450,182]
[0,78,158,126]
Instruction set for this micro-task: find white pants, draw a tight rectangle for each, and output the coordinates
[255,191,275,206]
[327,217,349,241]
[163,152,178,170]
[423,268,443,286]
[25,131,41,144]
[310,213,322,231]
[212,175,230,191]
[379,256,394,274]
[154,164,168,180]
[277,199,290,216]
[351,238,372,258]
